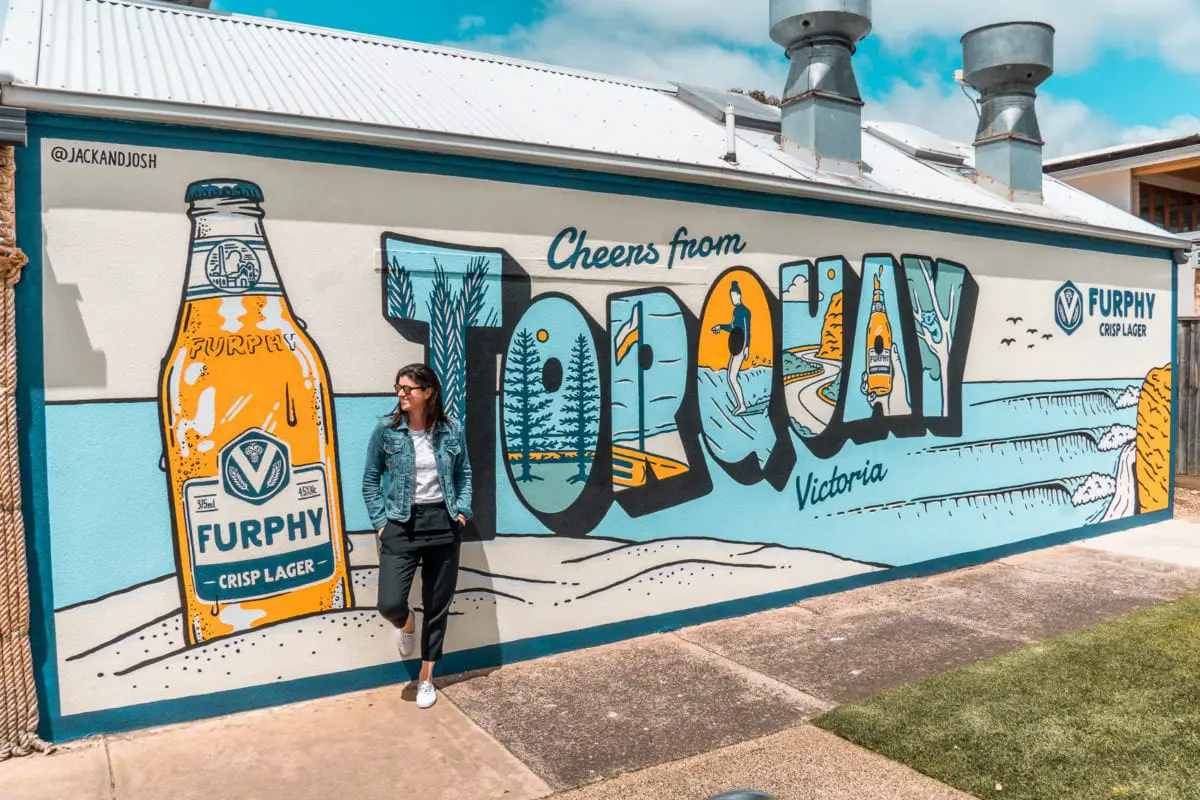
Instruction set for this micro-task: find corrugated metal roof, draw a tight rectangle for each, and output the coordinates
[0,0,1189,249]
[23,0,816,176]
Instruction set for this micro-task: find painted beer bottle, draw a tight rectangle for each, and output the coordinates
[865,268,894,402]
[159,179,352,645]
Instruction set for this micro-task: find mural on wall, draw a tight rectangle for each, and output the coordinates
[904,256,970,420]
[38,144,1173,728]
[158,179,353,646]
[845,256,914,422]
[781,257,847,441]
[382,235,503,423]
[608,290,711,517]
[698,269,795,488]
[501,296,606,525]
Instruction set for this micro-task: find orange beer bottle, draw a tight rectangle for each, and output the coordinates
[865,268,894,401]
[159,179,352,645]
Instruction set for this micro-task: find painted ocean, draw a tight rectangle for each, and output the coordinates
[46,378,1147,609]
[500,378,1149,567]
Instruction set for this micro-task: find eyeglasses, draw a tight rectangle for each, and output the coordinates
[395,384,428,395]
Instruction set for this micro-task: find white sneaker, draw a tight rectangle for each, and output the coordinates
[395,627,415,657]
[416,681,437,709]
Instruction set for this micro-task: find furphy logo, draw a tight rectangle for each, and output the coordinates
[205,239,262,293]
[221,429,290,505]
[1053,281,1156,339]
[1054,281,1083,335]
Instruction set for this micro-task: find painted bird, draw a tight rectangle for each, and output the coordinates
[1001,338,1016,346]
[1006,316,1023,324]
[1027,344,1036,349]
[1042,333,1053,340]
[1026,328,1038,335]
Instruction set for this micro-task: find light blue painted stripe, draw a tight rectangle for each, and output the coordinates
[44,396,393,609]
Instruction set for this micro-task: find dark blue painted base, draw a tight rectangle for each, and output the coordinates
[48,508,1171,742]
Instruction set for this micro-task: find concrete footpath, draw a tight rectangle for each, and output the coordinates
[5,518,1200,800]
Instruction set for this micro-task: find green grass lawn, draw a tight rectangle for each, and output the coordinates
[813,593,1200,800]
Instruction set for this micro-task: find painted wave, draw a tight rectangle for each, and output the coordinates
[1097,424,1137,453]
[972,385,1142,416]
[825,476,1087,519]
[1115,385,1142,409]
[917,423,1136,460]
[1071,473,1117,506]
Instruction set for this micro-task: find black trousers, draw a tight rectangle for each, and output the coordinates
[376,519,461,662]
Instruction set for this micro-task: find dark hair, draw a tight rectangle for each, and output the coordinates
[388,363,450,432]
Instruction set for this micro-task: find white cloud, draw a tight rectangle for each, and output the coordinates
[551,0,767,47]
[462,0,1200,76]
[1118,115,1200,146]
[453,0,1199,159]
[458,15,486,33]
[864,76,1200,158]
[782,275,822,303]
[464,9,779,90]
[782,274,808,302]
[870,0,1200,74]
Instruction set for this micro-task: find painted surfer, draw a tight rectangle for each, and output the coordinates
[711,280,752,415]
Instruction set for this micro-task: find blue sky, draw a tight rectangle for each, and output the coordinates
[208,0,1200,158]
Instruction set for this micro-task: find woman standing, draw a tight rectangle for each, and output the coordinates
[362,364,472,709]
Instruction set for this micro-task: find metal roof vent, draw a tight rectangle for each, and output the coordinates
[676,84,782,133]
[961,21,1055,202]
[769,0,871,174]
[863,121,968,167]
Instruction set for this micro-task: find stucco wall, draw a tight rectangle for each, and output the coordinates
[1065,170,1134,213]
[21,117,1175,739]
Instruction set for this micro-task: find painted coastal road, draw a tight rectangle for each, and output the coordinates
[789,354,841,434]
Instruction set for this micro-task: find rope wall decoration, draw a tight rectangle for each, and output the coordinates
[0,144,51,761]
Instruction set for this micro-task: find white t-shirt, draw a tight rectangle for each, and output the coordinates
[411,429,444,503]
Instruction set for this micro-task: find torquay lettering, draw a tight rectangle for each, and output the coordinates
[383,238,979,537]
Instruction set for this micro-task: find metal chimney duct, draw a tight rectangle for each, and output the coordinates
[769,0,872,172]
[961,22,1055,201]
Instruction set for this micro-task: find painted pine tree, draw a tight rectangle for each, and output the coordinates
[504,328,554,482]
[428,259,467,421]
[386,256,418,319]
[559,333,599,484]
[461,255,489,327]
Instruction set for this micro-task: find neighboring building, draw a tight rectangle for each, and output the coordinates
[1046,136,1200,315]
[0,0,1188,742]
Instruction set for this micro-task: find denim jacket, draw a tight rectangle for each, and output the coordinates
[361,416,473,529]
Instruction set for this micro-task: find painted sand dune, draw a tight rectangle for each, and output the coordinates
[55,534,881,716]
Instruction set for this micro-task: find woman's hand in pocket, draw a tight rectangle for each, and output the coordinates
[377,526,384,539]
[457,514,467,526]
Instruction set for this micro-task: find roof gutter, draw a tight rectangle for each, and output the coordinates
[1047,144,1200,181]
[1046,135,1200,176]
[5,84,1190,258]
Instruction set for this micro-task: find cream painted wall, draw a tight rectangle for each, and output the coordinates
[1064,170,1133,213]
[41,139,1170,400]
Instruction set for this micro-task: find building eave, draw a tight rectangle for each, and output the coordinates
[1046,137,1200,178]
